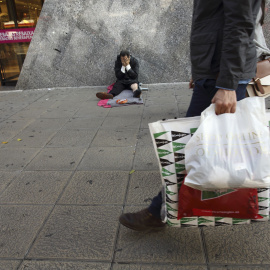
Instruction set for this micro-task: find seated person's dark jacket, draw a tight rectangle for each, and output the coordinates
[114,55,139,85]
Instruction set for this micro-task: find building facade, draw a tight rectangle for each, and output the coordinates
[0,0,44,85]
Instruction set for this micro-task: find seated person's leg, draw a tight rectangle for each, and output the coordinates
[130,83,142,98]
[96,81,125,100]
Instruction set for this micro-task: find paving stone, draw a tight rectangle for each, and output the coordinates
[24,118,70,131]
[62,117,105,130]
[126,171,162,205]
[203,222,270,265]
[46,129,96,147]
[108,104,144,117]
[25,148,85,171]
[136,128,154,147]
[10,107,48,119]
[91,129,138,147]
[27,205,122,260]
[115,206,205,264]
[19,261,111,270]
[0,205,52,258]
[145,96,177,106]
[39,107,78,118]
[74,104,110,118]
[78,147,134,171]
[0,171,18,194]
[133,146,159,171]
[141,105,179,128]
[113,264,207,270]
[0,119,34,142]
[59,171,129,205]
[0,148,40,171]
[0,171,72,204]
[2,128,57,148]
[0,260,21,270]
[101,116,141,130]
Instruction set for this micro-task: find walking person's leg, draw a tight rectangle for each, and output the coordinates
[119,80,248,231]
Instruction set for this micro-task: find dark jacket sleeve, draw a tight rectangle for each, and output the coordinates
[216,0,261,90]
[126,57,139,80]
[114,58,125,80]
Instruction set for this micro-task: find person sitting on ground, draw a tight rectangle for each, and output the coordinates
[96,49,141,100]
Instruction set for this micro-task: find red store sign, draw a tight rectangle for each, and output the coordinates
[0,28,35,44]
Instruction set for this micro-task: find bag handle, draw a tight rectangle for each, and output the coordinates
[200,97,266,122]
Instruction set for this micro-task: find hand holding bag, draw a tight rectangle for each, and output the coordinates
[184,97,270,190]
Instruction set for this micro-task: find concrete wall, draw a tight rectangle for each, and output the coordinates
[16,0,270,90]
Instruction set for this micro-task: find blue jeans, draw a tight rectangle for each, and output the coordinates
[148,79,247,219]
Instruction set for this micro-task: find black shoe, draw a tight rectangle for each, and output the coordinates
[133,89,142,98]
[119,208,165,231]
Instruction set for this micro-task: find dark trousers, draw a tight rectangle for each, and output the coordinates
[148,79,247,219]
[110,81,137,96]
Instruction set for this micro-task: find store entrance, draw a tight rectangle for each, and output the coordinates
[0,0,43,86]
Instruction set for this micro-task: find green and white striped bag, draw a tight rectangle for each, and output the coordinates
[149,115,270,227]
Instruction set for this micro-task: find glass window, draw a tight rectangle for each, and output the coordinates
[15,0,43,28]
[0,0,43,86]
[0,1,10,30]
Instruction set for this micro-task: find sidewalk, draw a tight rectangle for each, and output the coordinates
[0,83,269,270]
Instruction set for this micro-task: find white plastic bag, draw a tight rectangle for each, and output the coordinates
[184,97,270,190]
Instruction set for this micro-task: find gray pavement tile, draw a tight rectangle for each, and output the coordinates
[141,105,179,128]
[175,92,192,103]
[145,96,177,106]
[19,261,111,270]
[126,171,162,205]
[91,129,138,147]
[0,260,21,270]
[62,117,105,130]
[115,206,205,264]
[113,264,207,270]
[177,104,189,118]
[108,104,144,118]
[101,116,141,130]
[203,222,270,265]
[0,205,52,258]
[46,129,96,148]
[38,92,70,102]
[2,128,57,148]
[39,107,78,119]
[0,148,40,171]
[0,171,72,204]
[59,171,129,205]
[25,148,85,171]
[24,118,70,131]
[133,146,159,171]
[78,147,134,171]
[0,171,18,194]
[74,104,110,118]
[0,119,35,142]
[47,100,89,110]
[136,128,154,147]
[9,107,48,119]
[27,205,122,260]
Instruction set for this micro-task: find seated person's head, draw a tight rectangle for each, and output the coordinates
[120,50,130,62]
